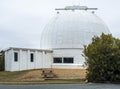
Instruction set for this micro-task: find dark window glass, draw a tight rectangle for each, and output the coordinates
[14,52,18,62]
[53,57,62,63]
[30,53,34,62]
[63,57,74,63]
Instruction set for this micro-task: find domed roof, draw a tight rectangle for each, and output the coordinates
[40,6,110,49]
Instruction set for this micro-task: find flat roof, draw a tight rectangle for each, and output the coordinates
[5,47,53,52]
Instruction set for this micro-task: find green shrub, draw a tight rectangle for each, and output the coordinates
[83,33,120,82]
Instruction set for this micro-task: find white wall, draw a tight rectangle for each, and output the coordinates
[19,50,27,71]
[52,64,84,69]
[5,48,53,71]
[34,51,43,69]
[52,49,85,69]
[27,50,35,70]
[42,52,53,68]
[5,48,85,71]
[5,49,13,71]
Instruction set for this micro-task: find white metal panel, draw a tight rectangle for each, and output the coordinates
[5,51,12,71]
[4,48,53,71]
[34,51,43,69]
[19,50,28,71]
[11,50,20,71]
[42,52,53,68]
[41,10,110,49]
[53,49,85,66]
[5,47,86,71]
[27,50,35,70]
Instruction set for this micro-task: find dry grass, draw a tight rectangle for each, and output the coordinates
[0,71,28,82]
[0,69,87,83]
[16,70,43,81]
[52,69,87,79]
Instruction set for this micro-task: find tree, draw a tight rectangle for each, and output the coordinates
[83,33,120,82]
[0,51,4,71]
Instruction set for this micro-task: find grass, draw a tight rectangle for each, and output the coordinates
[0,71,28,82]
[0,70,86,85]
[0,79,86,85]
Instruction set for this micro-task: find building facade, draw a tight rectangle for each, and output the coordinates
[4,6,110,71]
[5,47,85,71]
[5,47,52,71]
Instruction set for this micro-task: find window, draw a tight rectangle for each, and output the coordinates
[63,57,74,63]
[14,52,18,62]
[30,53,34,62]
[53,57,62,63]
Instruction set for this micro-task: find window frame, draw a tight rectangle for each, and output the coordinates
[63,57,74,63]
[14,52,18,62]
[53,57,62,63]
[30,53,34,62]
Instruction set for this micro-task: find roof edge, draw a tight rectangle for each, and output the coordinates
[4,47,53,52]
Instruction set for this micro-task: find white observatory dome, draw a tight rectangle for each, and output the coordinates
[41,6,110,49]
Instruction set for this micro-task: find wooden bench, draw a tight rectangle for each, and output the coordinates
[41,70,57,78]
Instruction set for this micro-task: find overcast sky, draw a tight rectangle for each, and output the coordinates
[0,0,120,50]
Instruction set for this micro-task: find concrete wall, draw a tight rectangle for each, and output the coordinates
[5,48,53,71]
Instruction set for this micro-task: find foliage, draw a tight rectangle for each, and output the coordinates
[83,33,120,82]
[0,51,4,71]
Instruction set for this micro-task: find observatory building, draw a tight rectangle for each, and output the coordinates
[4,6,110,71]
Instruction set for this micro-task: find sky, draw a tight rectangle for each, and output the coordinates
[0,0,120,50]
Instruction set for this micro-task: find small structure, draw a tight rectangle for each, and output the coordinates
[5,47,53,71]
[41,69,57,78]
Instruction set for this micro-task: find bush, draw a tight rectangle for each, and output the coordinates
[0,52,4,71]
[83,33,120,82]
